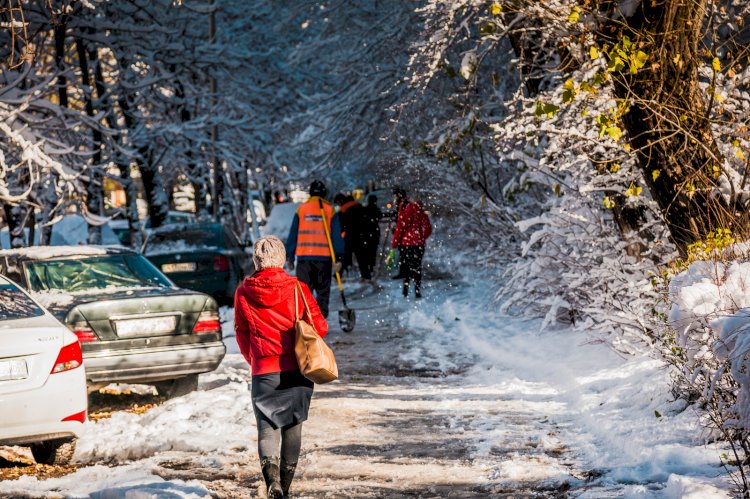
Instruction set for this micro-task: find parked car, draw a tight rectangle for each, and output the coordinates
[0,246,226,397]
[143,223,251,304]
[0,275,87,465]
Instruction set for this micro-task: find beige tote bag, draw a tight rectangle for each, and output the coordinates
[294,283,338,384]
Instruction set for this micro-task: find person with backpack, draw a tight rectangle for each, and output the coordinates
[234,236,329,499]
[387,191,432,298]
[285,180,344,318]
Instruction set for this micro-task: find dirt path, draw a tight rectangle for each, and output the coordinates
[190,277,591,498]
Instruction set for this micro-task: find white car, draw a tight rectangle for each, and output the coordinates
[0,275,87,465]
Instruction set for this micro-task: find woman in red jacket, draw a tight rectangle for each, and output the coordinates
[390,191,432,299]
[234,236,328,499]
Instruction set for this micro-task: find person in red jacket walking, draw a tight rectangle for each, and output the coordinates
[234,236,328,499]
[388,190,432,298]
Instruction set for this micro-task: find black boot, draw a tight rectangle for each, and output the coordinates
[414,281,422,299]
[261,457,284,499]
[280,458,297,497]
[402,280,409,298]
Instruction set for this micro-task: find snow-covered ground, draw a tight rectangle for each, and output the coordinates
[0,256,733,498]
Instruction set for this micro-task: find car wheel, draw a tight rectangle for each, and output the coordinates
[30,438,76,466]
[155,374,199,398]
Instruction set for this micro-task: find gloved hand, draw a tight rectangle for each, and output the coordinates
[385,249,396,270]
[287,258,295,271]
[333,261,343,274]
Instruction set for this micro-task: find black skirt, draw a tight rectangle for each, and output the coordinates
[251,369,314,429]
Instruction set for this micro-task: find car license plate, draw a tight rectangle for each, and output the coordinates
[0,359,28,381]
[114,316,177,338]
[161,262,196,273]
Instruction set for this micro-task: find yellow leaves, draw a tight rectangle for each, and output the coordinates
[673,54,681,65]
[554,184,562,196]
[686,228,736,263]
[652,170,661,181]
[562,79,577,103]
[568,6,580,22]
[534,100,559,119]
[490,3,503,16]
[602,196,616,209]
[610,162,621,173]
[712,164,722,178]
[679,114,687,122]
[625,182,642,198]
[579,81,597,95]
[604,37,648,75]
[712,57,722,72]
[606,126,623,141]
[590,46,600,60]
[736,149,746,161]
[629,50,648,75]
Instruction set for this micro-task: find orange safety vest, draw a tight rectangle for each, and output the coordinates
[296,197,335,258]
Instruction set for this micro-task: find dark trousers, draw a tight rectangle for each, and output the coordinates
[401,246,425,296]
[360,237,379,279]
[296,260,332,318]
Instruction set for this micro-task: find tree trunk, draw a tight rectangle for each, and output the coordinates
[53,23,68,108]
[612,0,742,254]
[75,37,103,244]
[89,41,143,249]
[117,94,169,229]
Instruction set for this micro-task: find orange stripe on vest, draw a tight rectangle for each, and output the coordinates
[296,199,335,258]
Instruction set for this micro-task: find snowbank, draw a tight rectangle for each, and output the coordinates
[668,259,750,433]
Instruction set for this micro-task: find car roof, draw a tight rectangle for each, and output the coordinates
[0,245,135,262]
[150,222,222,234]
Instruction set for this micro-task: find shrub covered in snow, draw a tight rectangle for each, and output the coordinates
[666,249,750,490]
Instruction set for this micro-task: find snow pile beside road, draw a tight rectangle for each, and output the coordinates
[669,260,750,418]
[400,278,731,497]
[1,463,212,498]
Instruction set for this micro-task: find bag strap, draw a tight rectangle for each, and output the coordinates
[295,282,313,322]
[294,285,300,322]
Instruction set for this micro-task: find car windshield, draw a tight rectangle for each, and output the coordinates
[25,255,172,293]
[0,280,44,321]
[145,228,220,253]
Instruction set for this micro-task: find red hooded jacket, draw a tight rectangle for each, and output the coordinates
[234,267,328,376]
[392,201,432,248]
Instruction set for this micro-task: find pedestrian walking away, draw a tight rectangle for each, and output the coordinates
[387,190,432,298]
[389,187,409,280]
[285,180,345,318]
[335,193,372,280]
[362,194,382,279]
[234,236,330,499]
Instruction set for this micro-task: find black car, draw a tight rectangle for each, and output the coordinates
[0,246,226,397]
[143,223,251,304]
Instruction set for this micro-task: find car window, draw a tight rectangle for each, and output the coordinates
[25,255,172,293]
[0,281,44,320]
[146,228,220,253]
[223,229,240,249]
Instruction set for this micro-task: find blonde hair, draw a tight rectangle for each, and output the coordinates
[253,236,286,270]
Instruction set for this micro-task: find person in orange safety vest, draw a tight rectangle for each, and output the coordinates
[284,180,344,318]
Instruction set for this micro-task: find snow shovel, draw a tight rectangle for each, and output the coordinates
[319,201,356,333]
